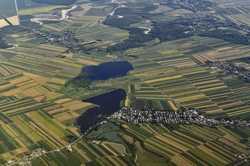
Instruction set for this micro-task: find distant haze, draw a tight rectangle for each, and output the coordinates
[0,0,17,17]
[0,0,19,28]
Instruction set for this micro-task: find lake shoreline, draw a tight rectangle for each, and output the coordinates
[76,89,126,133]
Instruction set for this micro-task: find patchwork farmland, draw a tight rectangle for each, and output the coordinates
[118,123,248,166]
[125,37,250,119]
[0,33,129,165]
[0,0,250,165]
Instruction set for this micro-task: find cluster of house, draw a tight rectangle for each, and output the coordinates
[33,30,76,45]
[30,28,81,53]
[111,107,250,128]
[6,148,45,166]
[206,60,250,82]
[32,28,99,53]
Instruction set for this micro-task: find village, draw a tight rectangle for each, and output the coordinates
[206,60,250,82]
[111,107,250,128]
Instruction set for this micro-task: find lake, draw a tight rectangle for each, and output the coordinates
[68,61,133,88]
[76,89,126,132]
[81,61,133,81]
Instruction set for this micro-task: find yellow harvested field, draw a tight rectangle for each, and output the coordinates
[77,58,100,65]
[61,100,93,111]
[55,98,73,104]
[171,154,194,166]
[0,16,19,28]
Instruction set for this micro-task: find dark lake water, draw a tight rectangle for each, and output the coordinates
[80,61,133,81]
[69,61,133,88]
[77,89,126,132]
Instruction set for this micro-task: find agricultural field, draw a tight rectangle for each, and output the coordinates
[0,0,250,165]
[18,5,66,16]
[0,30,132,165]
[113,36,250,120]
[86,120,250,166]
[120,123,248,166]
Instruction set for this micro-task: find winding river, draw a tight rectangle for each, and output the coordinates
[31,5,78,25]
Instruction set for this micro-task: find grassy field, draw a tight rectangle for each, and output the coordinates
[19,5,66,16]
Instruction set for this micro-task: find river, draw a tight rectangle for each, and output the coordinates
[31,5,78,25]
